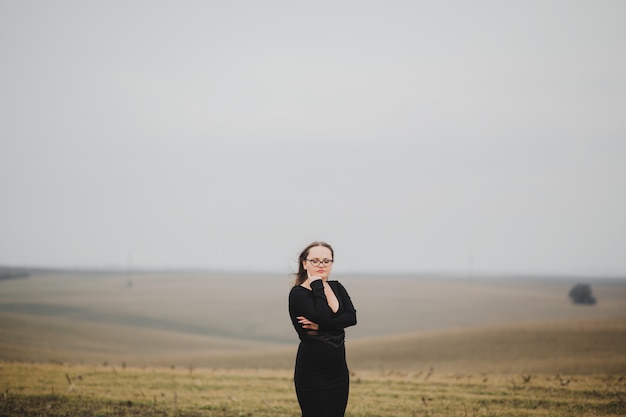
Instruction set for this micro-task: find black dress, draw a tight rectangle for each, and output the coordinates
[288,280,357,417]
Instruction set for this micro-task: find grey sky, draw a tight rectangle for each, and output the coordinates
[1,1,625,276]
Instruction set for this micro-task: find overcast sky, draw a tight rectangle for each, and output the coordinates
[1,1,625,276]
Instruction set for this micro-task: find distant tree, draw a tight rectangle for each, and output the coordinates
[568,283,596,305]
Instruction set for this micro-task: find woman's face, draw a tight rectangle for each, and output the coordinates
[303,245,334,280]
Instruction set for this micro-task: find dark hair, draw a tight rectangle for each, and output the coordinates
[293,241,334,287]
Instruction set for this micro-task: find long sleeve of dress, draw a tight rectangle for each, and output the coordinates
[330,281,357,330]
[290,280,336,330]
[289,280,357,335]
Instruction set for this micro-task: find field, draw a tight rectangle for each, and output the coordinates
[1,362,625,416]
[1,270,625,415]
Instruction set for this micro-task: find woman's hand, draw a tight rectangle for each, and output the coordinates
[300,271,322,290]
[307,271,323,283]
[297,316,319,332]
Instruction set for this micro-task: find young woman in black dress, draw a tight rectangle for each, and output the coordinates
[288,241,357,417]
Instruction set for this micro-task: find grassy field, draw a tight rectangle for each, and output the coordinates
[1,270,625,367]
[1,270,625,415]
[1,362,624,416]
[347,317,626,374]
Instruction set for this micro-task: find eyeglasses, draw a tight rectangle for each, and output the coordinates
[306,259,334,267]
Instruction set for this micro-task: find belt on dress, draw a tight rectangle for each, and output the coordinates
[307,331,345,348]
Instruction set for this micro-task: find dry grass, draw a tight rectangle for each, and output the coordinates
[347,317,626,375]
[2,271,624,415]
[1,362,624,416]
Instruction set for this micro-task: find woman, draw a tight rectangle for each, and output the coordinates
[288,241,357,417]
